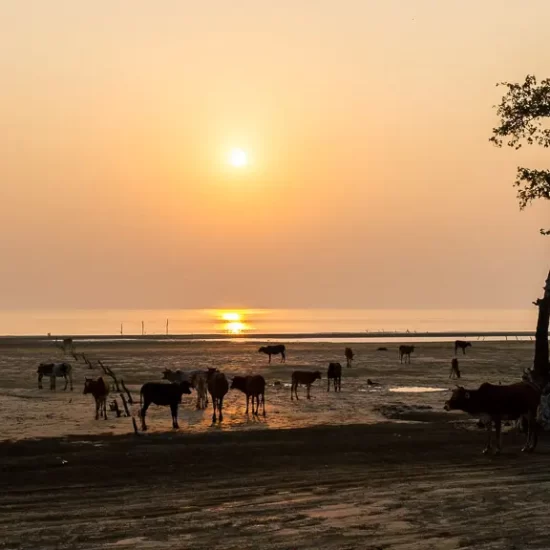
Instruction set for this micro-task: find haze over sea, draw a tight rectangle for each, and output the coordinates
[0,308,537,338]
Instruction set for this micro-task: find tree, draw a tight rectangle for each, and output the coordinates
[491,74,550,382]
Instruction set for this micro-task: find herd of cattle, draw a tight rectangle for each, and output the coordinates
[37,340,545,455]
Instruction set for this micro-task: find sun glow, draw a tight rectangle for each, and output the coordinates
[219,311,247,334]
[229,148,248,167]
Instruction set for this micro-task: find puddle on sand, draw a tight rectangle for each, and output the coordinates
[389,386,446,393]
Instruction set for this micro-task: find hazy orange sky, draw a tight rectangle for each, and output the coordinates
[1,0,549,309]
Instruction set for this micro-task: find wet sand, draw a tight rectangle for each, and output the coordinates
[1,340,548,549]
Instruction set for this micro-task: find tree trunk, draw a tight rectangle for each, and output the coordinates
[533,270,550,383]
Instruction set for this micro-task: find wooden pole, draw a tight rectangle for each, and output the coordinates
[166,318,169,335]
[142,321,145,335]
[120,379,133,404]
[120,393,131,417]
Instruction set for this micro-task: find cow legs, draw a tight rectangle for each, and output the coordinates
[281,352,286,363]
[483,419,493,454]
[218,397,224,422]
[268,354,272,364]
[327,378,330,392]
[212,398,217,423]
[170,403,179,429]
[141,401,150,431]
[307,384,311,400]
[494,418,502,454]
[291,382,298,400]
[50,376,56,391]
[38,374,43,389]
[63,375,68,391]
[523,411,538,452]
[103,398,108,420]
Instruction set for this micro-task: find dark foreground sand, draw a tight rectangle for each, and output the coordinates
[1,340,550,549]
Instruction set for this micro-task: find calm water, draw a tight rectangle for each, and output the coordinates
[0,308,537,337]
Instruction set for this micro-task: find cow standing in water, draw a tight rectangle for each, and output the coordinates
[454,340,472,355]
[344,348,354,368]
[258,345,286,363]
[449,358,461,379]
[37,362,73,391]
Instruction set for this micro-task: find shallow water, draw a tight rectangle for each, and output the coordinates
[389,386,447,393]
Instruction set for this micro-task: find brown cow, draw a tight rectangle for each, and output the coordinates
[207,368,229,423]
[454,340,472,355]
[258,344,286,363]
[399,345,415,364]
[230,375,266,416]
[83,377,110,420]
[291,370,321,400]
[344,347,354,368]
[444,382,540,454]
[449,358,461,379]
[327,363,342,392]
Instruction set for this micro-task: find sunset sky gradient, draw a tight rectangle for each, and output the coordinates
[2,0,549,309]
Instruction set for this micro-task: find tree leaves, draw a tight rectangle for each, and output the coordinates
[491,75,550,234]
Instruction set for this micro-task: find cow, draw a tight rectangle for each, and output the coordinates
[37,362,73,391]
[399,345,415,364]
[207,368,229,423]
[230,375,266,416]
[454,340,472,355]
[162,368,208,409]
[291,370,321,400]
[139,381,192,431]
[444,382,540,454]
[344,347,354,368]
[83,377,110,420]
[327,363,342,392]
[449,358,461,379]
[258,344,286,363]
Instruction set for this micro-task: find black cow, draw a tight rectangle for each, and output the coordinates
[139,381,192,431]
[454,340,472,355]
[444,382,540,454]
[399,345,415,364]
[258,344,286,363]
[327,363,342,392]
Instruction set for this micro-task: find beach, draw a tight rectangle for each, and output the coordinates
[1,339,549,549]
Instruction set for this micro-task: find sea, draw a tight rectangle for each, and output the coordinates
[0,308,538,338]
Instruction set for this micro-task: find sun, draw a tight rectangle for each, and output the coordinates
[222,312,241,322]
[229,148,248,167]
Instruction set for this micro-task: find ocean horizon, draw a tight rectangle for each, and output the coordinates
[0,308,538,337]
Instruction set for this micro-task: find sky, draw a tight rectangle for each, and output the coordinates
[1,0,549,310]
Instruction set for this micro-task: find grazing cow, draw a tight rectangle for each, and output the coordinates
[291,370,321,400]
[37,362,73,391]
[327,363,342,392]
[454,340,472,355]
[83,377,110,420]
[230,375,266,416]
[377,347,388,352]
[449,358,461,379]
[258,344,286,363]
[344,347,354,368]
[207,368,229,423]
[139,381,192,431]
[162,368,208,409]
[444,382,540,454]
[399,345,415,364]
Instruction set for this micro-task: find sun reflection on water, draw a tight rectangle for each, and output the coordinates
[218,311,249,334]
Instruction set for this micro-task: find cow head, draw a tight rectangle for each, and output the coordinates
[258,347,267,353]
[178,381,192,395]
[230,376,246,391]
[83,377,92,395]
[162,369,172,380]
[444,386,470,411]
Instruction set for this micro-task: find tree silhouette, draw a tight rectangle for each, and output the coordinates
[491,74,550,381]
[490,74,550,235]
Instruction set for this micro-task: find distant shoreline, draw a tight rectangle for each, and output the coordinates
[0,330,539,345]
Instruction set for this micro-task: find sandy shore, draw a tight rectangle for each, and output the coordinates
[1,340,548,549]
